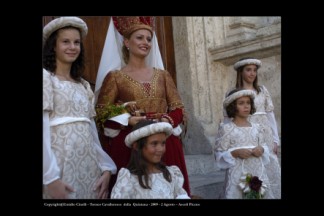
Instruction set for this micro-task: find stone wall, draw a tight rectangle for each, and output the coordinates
[172,17,281,174]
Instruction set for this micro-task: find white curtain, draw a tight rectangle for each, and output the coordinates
[94,18,164,102]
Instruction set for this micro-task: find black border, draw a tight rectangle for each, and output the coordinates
[24,15,294,211]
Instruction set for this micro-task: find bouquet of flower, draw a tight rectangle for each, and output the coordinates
[239,173,267,199]
[95,100,128,130]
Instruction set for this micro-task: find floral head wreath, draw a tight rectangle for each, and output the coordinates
[233,58,262,71]
[94,17,164,101]
[125,122,173,148]
[223,89,256,109]
[113,16,154,38]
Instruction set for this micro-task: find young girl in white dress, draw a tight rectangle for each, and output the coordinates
[215,89,280,199]
[43,17,116,199]
[110,120,190,199]
[223,58,281,198]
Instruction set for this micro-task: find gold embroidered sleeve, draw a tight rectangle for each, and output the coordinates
[96,71,119,108]
[163,70,184,111]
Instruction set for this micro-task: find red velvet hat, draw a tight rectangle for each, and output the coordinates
[112,16,154,38]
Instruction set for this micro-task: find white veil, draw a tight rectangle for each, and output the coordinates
[94,18,165,102]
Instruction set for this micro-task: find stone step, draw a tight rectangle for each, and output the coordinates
[189,170,225,199]
[185,154,219,175]
[185,154,225,199]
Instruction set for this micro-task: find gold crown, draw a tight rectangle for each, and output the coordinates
[112,16,154,38]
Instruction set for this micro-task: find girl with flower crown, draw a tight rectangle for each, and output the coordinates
[215,89,278,199]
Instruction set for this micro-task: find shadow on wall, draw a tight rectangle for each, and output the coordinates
[183,116,213,155]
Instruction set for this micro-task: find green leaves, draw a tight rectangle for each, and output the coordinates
[241,173,265,199]
[95,99,127,130]
[243,190,262,199]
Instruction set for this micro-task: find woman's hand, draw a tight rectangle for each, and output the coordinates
[160,117,169,123]
[46,179,74,199]
[94,171,112,199]
[124,101,137,114]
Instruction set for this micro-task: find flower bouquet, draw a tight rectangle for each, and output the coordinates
[239,173,267,199]
[95,99,129,130]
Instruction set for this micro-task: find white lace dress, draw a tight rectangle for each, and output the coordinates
[110,166,190,199]
[248,86,281,198]
[43,69,116,199]
[223,86,281,198]
[215,121,279,199]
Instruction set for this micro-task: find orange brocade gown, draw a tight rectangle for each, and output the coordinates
[97,68,190,197]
